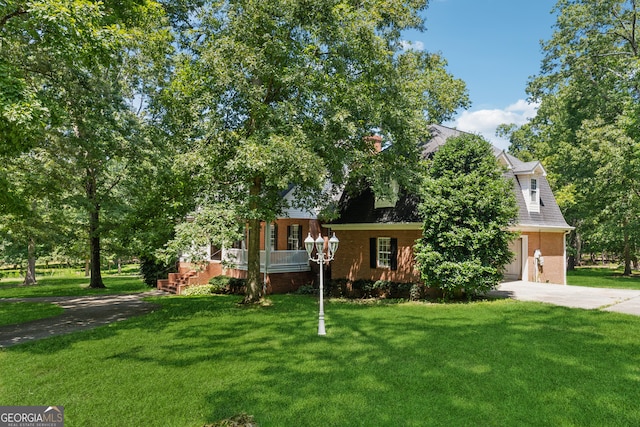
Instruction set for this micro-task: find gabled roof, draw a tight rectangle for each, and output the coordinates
[420,124,503,158]
[499,151,547,176]
[504,168,571,230]
[331,124,571,231]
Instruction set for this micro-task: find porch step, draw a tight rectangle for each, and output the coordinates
[156,268,212,295]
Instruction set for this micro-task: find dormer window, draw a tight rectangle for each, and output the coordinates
[530,178,538,203]
[526,177,540,213]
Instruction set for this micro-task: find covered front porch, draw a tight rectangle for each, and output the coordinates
[222,248,310,273]
[158,248,313,294]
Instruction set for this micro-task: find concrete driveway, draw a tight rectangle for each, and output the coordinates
[490,281,640,316]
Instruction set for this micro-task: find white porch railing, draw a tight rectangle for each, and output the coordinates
[223,249,310,273]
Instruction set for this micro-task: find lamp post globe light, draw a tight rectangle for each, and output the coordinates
[305,231,339,336]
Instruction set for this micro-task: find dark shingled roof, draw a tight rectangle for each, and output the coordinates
[332,189,421,224]
[331,124,571,230]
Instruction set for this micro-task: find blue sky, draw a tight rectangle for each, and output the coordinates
[402,0,558,149]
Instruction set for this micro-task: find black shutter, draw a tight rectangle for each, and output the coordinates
[390,238,398,271]
[370,238,377,268]
[298,225,303,250]
[287,226,292,250]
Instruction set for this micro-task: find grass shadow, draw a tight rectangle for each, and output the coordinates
[3,295,640,426]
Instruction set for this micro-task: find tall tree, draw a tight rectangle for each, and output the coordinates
[0,148,72,284]
[508,0,640,273]
[166,0,469,303]
[414,134,518,299]
[1,0,173,287]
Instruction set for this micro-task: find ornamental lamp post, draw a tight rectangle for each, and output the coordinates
[305,231,339,336]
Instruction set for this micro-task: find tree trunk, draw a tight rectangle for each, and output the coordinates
[623,230,632,276]
[87,168,105,288]
[245,217,262,303]
[89,208,104,287]
[243,178,263,303]
[23,236,37,286]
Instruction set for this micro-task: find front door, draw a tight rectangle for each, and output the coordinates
[504,238,522,280]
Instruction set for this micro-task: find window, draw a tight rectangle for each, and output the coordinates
[210,244,222,261]
[377,237,391,268]
[369,237,398,270]
[269,223,278,251]
[287,224,302,250]
[530,178,538,203]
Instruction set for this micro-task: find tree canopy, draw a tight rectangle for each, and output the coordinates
[504,0,640,273]
[164,0,469,302]
[1,0,471,294]
[0,0,178,286]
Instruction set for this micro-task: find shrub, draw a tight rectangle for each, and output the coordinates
[139,255,177,287]
[372,280,391,297]
[209,283,227,294]
[350,279,374,298]
[182,285,214,296]
[295,284,317,295]
[207,276,247,295]
[327,278,349,298]
[328,278,422,300]
[409,283,426,301]
[0,270,22,279]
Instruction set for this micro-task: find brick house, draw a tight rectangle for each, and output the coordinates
[158,124,572,294]
[328,124,573,286]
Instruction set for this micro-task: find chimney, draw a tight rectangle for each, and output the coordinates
[365,135,383,153]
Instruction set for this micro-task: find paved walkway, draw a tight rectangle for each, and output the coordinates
[0,290,166,348]
[490,281,640,316]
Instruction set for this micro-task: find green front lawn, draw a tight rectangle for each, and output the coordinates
[567,266,640,289]
[0,275,150,298]
[2,294,640,426]
[0,302,64,327]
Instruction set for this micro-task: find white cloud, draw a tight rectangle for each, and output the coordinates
[448,100,539,150]
[400,40,425,51]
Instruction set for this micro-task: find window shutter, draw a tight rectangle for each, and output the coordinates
[287,226,292,250]
[370,238,377,268]
[390,238,398,271]
[298,225,303,250]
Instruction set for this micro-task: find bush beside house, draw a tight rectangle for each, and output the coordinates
[415,133,519,299]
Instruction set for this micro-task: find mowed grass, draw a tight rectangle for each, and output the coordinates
[0,302,64,327]
[2,294,640,426]
[567,266,640,289]
[0,274,150,298]
[0,273,149,326]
